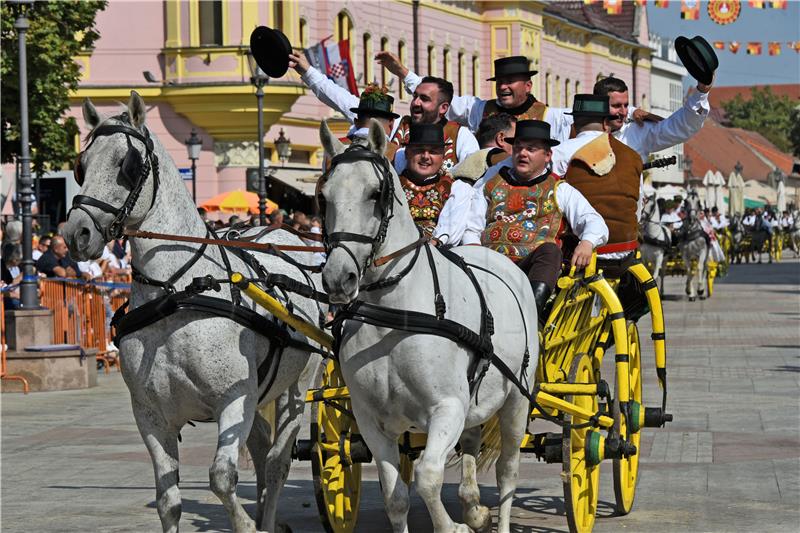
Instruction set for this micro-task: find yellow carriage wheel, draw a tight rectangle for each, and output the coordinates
[612,322,643,515]
[311,360,361,533]
[399,453,414,486]
[562,354,600,533]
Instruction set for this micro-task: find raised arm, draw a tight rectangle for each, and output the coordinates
[630,83,711,155]
[290,52,360,124]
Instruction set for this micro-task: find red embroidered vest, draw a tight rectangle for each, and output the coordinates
[391,116,461,172]
[481,168,564,263]
[400,171,455,235]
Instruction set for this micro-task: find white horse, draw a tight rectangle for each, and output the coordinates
[639,193,671,294]
[676,193,709,301]
[62,92,322,533]
[789,209,800,256]
[319,119,537,533]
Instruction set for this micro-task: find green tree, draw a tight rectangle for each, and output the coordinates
[721,86,796,154]
[789,107,800,158]
[1,0,107,175]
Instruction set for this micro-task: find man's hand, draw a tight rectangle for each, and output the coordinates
[696,73,715,94]
[288,52,310,75]
[632,108,664,126]
[375,51,408,78]
[571,239,594,269]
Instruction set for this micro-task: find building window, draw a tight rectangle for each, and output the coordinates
[641,94,648,111]
[472,55,479,97]
[398,41,407,100]
[545,72,551,105]
[427,45,437,76]
[575,80,580,97]
[199,0,223,46]
[336,11,354,61]
[381,37,389,87]
[669,82,682,112]
[363,33,373,84]
[565,78,571,108]
[272,1,284,33]
[298,18,308,48]
[443,48,451,82]
[458,52,465,94]
[555,75,561,107]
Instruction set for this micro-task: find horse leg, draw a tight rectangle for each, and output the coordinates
[211,395,258,533]
[356,415,410,533]
[495,392,528,533]
[259,382,306,533]
[415,399,469,532]
[245,410,272,530]
[132,399,182,533]
[457,427,491,533]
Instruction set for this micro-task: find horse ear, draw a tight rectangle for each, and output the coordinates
[127,90,147,128]
[320,120,345,158]
[367,119,386,156]
[82,98,102,129]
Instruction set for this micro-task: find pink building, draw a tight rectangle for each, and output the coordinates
[4,1,652,224]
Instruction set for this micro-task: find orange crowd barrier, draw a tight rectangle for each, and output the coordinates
[38,278,131,373]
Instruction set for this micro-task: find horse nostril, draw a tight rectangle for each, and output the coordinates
[77,227,91,250]
[345,271,357,289]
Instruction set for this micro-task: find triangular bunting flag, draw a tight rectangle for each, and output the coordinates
[746,42,762,55]
[604,0,623,14]
[729,41,740,53]
[655,0,670,7]
[713,41,726,50]
[768,42,781,56]
[681,0,701,19]
[748,0,765,7]
[770,0,787,7]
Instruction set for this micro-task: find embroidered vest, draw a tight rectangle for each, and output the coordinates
[483,97,547,122]
[400,170,455,235]
[564,135,642,245]
[391,116,461,172]
[481,168,564,263]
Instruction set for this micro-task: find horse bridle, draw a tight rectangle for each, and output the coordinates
[68,114,160,242]
[320,143,398,277]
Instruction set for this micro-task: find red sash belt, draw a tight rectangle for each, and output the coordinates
[596,240,639,255]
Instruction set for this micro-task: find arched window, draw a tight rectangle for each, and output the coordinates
[565,78,571,108]
[555,75,561,107]
[443,48,451,82]
[272,1,284,34]
[199,0,223,45]
[427,45,437,76]
[575,80,580,98]
[363,33,373,84]
[336,11,354,60]
[398,41,407,100]
[472,55,480,97]
[298,18,308,48]
[380,37,389,87]
[545,72,551,105]
[641,94,648,110]
[458,51,466,94]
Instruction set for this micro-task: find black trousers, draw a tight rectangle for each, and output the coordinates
[516,242,563,292]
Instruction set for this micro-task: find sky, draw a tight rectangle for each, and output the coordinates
[647,0,800,87]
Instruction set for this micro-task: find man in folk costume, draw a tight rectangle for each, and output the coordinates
[445,113,518,188]
[445,120,608,317]
[289,53,400,163]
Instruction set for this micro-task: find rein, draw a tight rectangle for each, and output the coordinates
[125,229,325,254]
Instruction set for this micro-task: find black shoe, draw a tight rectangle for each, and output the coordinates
[531,281,552,324]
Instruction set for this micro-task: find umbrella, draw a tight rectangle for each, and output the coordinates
[776,180,786,212]
[714,171,727,211]
[200,190,278,215]
[726,170,745,217]
[702,170,716,209]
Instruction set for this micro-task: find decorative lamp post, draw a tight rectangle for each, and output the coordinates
[184,129,202,204]
[246,51,270,226]
[274,129,292,165]
[13,0,38,308]
[734,161,743,176]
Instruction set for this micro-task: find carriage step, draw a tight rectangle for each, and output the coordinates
[644,407,673,428]
[521,432,563,463]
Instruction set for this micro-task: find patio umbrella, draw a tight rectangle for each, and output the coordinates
[727,170,745,216]
[200,190,278,215]
[776,180,787,212]
[714,171,727,211]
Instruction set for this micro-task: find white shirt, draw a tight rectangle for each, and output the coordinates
[742,215,756,227]
[404,71,574,142]
[711,215,729,230]
[32,249,43,261]
[781,215,794,228]
[434,167,608,249]
[661,212,683,229]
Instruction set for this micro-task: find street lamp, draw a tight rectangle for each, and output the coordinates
[12,0,37,308]
[184,128,202,204]
[275,129,292,165]
[246,51,270,226]
[734,161,743,176]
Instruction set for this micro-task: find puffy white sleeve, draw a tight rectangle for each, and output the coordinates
[403,70,423,94]
[301,66,360,124]
[556,183,609,248]
[544,106,574,144]
[627,91,710,157]
[433,180,476,245]
[462,182,489,245]
[455,127,480,163]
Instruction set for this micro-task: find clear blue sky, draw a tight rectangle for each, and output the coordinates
[647,1,800,87]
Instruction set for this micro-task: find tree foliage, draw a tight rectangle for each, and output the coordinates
[789,108,800,158]
[721,86,797,155]
[1,1,107,175]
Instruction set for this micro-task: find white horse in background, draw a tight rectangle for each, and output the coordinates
[676,192,709,301]
[639,193,671,294]
[319,119,537,533]
[789,209,800,256]
[62,92,322,533]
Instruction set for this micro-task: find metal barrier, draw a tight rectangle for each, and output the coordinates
[38,277,131,373]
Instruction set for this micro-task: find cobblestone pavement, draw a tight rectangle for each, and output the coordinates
[2,259,799,532]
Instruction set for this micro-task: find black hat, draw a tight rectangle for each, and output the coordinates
[505,120,560,147]
[249,26,293,78]
[406,123,445,147]
[565,94,616,118]
[487,56,538,81]
[349,86,400,119]
[675,35,718,85]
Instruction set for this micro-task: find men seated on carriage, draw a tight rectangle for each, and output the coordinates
[437,120,608,317]
[445,113,518,185]
[780,210,795,231]
[290,51,478,171]
[710,206,729,231]
[660,201,683,230]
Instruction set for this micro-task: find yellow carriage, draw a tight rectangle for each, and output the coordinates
[231,250,671,533]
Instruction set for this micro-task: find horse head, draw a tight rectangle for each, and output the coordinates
[318,119,411,303]
[63,91,160,260]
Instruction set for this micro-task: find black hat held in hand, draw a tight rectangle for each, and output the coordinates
[675,35,718,85]
[249,26,293,78]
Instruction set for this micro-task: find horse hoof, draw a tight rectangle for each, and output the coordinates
[688,296,697,302]
[464,505,492,533]
[699,295,707,301]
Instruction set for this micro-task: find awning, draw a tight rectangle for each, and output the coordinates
[269,167,322,196]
